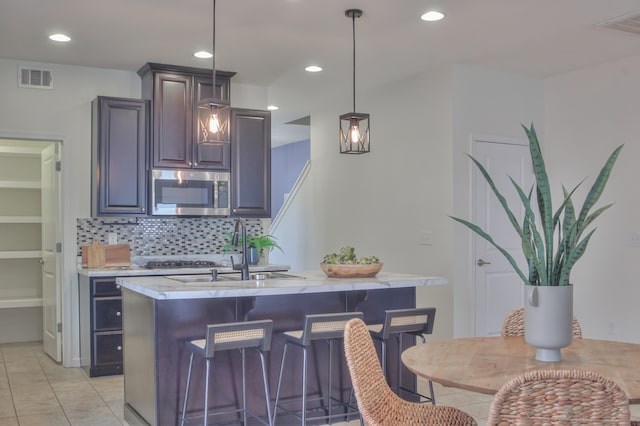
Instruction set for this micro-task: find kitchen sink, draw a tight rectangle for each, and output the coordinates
[167,272,305,284]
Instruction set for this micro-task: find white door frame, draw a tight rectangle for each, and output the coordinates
[469,133,530,336]
[0,132,65,360]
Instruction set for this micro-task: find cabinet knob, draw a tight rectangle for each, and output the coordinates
[187,161,192,167]
[140,207,145,212]
[117,345,122,351]
[193,162,198,166]
[116,311,122,317]
[116,285,121,290]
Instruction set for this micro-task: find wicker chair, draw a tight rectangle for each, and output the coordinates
[343,318,477,425]
[501,306,583,338]
[487,369,630,425]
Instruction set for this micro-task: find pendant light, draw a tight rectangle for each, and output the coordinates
[339,9,370,154]
[197,0,230,145]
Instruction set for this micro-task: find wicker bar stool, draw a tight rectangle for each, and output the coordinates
[487,369,630,425]
[501,306,583,337]
[344,318,477,425]
[368,307,437,404]
[272,312,363,425]
[180,319,274,426]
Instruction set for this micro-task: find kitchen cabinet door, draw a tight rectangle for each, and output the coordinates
[91,96,148,216]
[151,72,193,169]
[231,108,271,217]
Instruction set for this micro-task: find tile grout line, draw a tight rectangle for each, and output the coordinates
[1,350,19,424]
[34,348,72,426]
[89,379,126,425]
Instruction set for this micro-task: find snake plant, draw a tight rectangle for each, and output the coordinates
[451,123,622,286]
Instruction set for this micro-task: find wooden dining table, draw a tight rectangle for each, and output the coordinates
[401,336,640,404]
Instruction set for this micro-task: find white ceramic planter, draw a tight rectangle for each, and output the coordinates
[524,284,573,362]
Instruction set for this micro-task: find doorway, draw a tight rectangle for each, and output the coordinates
[0,138,62,361]
[471,135,533,336]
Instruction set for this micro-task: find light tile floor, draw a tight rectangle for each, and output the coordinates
[1,341,638,425]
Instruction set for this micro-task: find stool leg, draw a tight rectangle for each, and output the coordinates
[242,348,248,426]
[181,352,195,426]
[327,339,333,423]
[396,334,402,394]
[380,339,387,378]
[301,346,308,426]
[204,358,211,426]
[258,350,274,426]
[273,343,288,423]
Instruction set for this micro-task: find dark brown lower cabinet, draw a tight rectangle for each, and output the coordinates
[79,275,126,377]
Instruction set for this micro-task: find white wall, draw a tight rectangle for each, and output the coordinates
[271,67,457,341]
[544,54,640,342]
[451,64,544,337]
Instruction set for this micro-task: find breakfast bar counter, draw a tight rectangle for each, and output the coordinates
[118,272,445,426]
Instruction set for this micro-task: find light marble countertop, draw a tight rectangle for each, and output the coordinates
[116,272,447,300]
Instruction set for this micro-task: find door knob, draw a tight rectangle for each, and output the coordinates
[477,259,491,267]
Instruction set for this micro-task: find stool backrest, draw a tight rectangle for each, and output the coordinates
[205,319,273,358]
[379,307,436,340]
[301,312,363,345]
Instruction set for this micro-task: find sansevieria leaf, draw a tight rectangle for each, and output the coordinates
[451,123,622,287]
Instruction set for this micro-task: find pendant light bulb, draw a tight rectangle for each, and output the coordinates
[350,120,361,143]
[209,111,220,133]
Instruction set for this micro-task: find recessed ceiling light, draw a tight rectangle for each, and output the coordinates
[421,11,444,22]
[49,33,71,42]
[267,105,279,111]
[305,65,323,73]
[194,51,213,59]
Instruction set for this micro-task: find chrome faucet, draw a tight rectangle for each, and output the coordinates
[231,218,250,280]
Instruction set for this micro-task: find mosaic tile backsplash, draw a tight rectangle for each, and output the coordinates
[76,217,265,256]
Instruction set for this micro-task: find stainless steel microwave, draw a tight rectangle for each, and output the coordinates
[151,169,230,216]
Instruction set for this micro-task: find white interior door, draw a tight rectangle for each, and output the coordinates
[473,137,533,336]
[41,143,62,361]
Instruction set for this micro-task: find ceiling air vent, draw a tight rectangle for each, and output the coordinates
[598,10,640,36]
[18,66,53,89]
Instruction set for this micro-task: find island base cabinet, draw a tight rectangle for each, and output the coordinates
[122,287,417,426]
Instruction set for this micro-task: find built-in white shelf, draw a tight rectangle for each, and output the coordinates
[0,216,42,223]
[0,180,41,189]
[0,146,42,156]
[0,297,43,309]
[0,251,42,259]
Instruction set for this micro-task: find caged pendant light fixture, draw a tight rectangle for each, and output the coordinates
[339,9,370,154]
[197,0,230,145]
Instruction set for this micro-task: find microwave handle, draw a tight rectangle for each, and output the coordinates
[213,181,219,209]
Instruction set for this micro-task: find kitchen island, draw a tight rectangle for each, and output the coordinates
[118,271,446,426]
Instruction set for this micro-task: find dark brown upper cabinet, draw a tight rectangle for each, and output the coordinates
[138,63,234,171]
[231,108,271,217]
[91,96,149,216]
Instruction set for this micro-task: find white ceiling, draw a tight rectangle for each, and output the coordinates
[3,0,640,145]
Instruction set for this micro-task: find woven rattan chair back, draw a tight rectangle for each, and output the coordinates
[487,369,630,425]
[501,306,583,338]
[343,318,477,425]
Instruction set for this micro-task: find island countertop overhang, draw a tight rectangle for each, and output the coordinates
[116,271,447,300]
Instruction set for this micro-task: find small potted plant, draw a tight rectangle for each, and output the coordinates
[223,233,283,265]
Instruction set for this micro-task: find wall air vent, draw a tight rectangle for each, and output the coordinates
[18,67,53,89]
[598,10,640,36]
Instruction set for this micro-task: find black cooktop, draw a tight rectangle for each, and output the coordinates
[143,260,224,269]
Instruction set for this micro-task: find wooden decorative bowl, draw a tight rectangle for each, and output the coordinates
[320,262,383,278]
